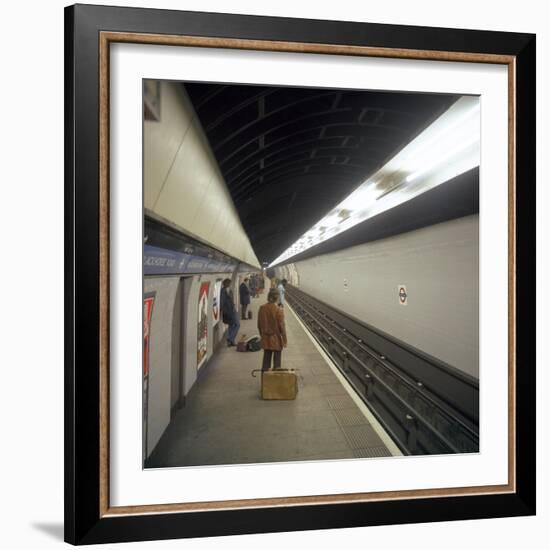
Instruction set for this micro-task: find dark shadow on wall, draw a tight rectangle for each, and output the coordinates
[30,522,64,541]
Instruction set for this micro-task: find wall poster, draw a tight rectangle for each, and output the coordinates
[143,296,155,378]
[143,295,155,460]
[197,281,210,369]
[212,279,222,326]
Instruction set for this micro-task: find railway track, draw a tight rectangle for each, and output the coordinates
[286,286,479,455]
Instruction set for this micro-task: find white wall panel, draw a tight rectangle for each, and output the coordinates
[221,217,239,256]
[209,206,231,248]
[194,139,225,242]
[143,82,192,209]
[144,273,231,458]
[154,120,214,231]
[291,216,479,377]
[233,233,245,264]
[144,276,180,456]
[187,120,221,240]
[146,82,260,267]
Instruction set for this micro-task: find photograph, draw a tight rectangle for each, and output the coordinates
[2,0,547,545]
[62,3,537,545]
[142,80,481,469]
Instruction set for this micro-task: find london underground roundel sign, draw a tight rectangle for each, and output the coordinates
[398,285,408,305]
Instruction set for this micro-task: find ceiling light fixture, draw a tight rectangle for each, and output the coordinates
[269,96,480,268]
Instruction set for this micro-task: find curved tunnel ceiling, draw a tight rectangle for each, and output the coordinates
[184,82,459,264]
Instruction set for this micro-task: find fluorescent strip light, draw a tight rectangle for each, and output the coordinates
[406,134,480,183]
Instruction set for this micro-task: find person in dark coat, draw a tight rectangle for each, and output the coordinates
[239,277,251,320]
[257,289,287,370]
[220,278,240,346]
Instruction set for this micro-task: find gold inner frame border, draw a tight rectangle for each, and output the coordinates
[98,31,517,518]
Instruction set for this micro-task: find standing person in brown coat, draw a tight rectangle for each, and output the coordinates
[257,289,287,370]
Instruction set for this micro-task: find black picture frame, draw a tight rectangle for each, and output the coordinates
[65,3,536,545]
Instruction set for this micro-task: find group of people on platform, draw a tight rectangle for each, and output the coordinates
[219,275,288,370]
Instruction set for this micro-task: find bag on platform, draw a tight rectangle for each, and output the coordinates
[246,335,261,352]
[236,334,248,352]
[261,369,298,400]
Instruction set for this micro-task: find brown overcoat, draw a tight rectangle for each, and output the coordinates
[257,302,287,351]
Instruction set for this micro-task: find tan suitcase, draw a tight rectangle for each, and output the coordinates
[261,369,298,400]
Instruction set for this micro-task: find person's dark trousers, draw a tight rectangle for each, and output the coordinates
[262,349,282,370]
[241,304,248,320]
[227,318,240,345]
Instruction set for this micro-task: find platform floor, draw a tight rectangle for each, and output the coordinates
[146,287,393,468]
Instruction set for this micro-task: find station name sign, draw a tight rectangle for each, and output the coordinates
[144,245,237,275]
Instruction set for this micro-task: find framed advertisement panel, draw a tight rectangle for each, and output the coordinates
[212,279,222,326]
[197,282,210,369]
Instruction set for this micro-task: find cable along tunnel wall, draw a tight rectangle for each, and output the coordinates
[285,286,479,455]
